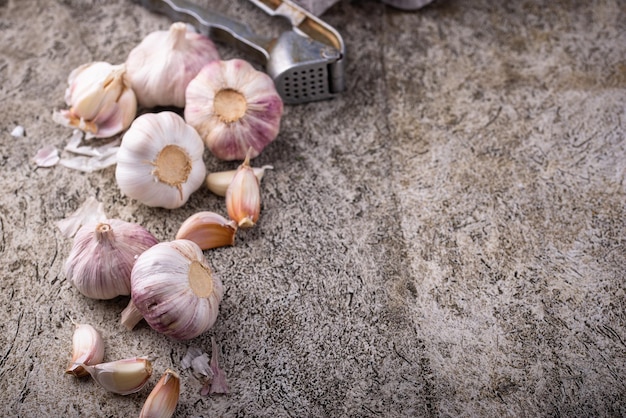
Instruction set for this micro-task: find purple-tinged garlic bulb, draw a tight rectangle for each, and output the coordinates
[121,239,223,340]
[125,22,220,108]
[184,59,284,161]
[64,219,158,300]
[53,62,137,138]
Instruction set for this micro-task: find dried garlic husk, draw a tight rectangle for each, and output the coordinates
[206,165,273,197]
[115,111,206,209]
[185,59,283,161]
[121,239,223,340]
[80,357,152,395]
[65,323,105,378]
[226,151,261,228]
[64,219,158,300]
[126,22,220,108]
[139,369,180,418]
[175,211,237,250]
[53,62,136,138]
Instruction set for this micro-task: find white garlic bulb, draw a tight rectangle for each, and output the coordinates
[65,323,105,378]
[121,239,223,340]
[115,111,207,209]
[126,22,220,108]
[184,59,284,161]
[64,219,158,300]
[53,61,137,138]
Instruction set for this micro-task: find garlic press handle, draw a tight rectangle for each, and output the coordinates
[135,0,272,63]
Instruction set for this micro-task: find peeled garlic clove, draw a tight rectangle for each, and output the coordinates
[64,219,159,300]
[81,357,152,395]
[65,323,105,378]
[139,369,180,418]
[126,22,220,108]
[53,62,137,138]
[122,239,224,340]
[116,111,206,209]
[184,59,284,161]
[206,165,273,197]
[175,211,237,250]
[226,151,261,228]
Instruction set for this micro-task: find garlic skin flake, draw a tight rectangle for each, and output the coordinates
[53,62,137,138]
[139,369,180,418]
[185,59,284,161]
[64,219,159,300]
[123,239,224,340]
[116,111,206,209]
[65,323,105,378]
[206,165,273,197]
[81,357,153,395]
[226,151,261,228]
[175,211,237,250]
[126,22,220,108]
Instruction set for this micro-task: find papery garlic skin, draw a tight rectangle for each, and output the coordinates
[175,211,237,250]
[81,357,152,395]
[53,62,137,138]
[126,22,220,108]
[226,151,261,228]
[140,369,180,418]
[116,111,206,209]
[206,165,273,197]
[64,219,159,300]
[65,323,105,378]
[185,59,284,161]
[127,239,224,340]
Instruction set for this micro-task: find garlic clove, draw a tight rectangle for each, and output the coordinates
[80,357,153,395]
[226,150,261,228]
[139,369,180,418]
[184,59,284,161]
[206,165,273,197]
[124,239,224,340]
[126,22,220,108]
[53,62,137,139]
[175,211,237,250]
[65,323,105,378]
[115,111,206,209]
[64,219,159,300]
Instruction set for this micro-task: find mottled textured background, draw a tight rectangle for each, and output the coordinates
[1,0,625,417]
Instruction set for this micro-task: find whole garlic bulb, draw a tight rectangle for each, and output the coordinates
[115,111,206,209]
[184,59,284,161]
[53,61,137,138]
[126,22,220,108]
[64,219,158,300]
[121,239,223,340]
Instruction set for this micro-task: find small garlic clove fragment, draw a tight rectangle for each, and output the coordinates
[206,165,273,197]
[65,323,105,378]
[175,211,237,250]
[139,369,180,418]
[225,150,261,228]
[80,357,153,395]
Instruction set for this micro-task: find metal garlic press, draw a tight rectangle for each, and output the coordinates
[134,0,346,104]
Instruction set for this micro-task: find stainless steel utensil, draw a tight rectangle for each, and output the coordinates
[134,0,346,104]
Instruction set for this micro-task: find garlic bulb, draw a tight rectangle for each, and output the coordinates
[53,62,137,138]
[206,165,273,197]
[64,219,159,300]
[226,151,261,228]
[175,211,237,250]
[65,323,105,378]
[140,369,180,418]
[126,22,220,108]
[121,239,223,340]
[184,59,284,161]
[115,111,206,209]
[80,357,152,395]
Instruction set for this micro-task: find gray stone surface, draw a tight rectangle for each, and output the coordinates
[1,0,625,416]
